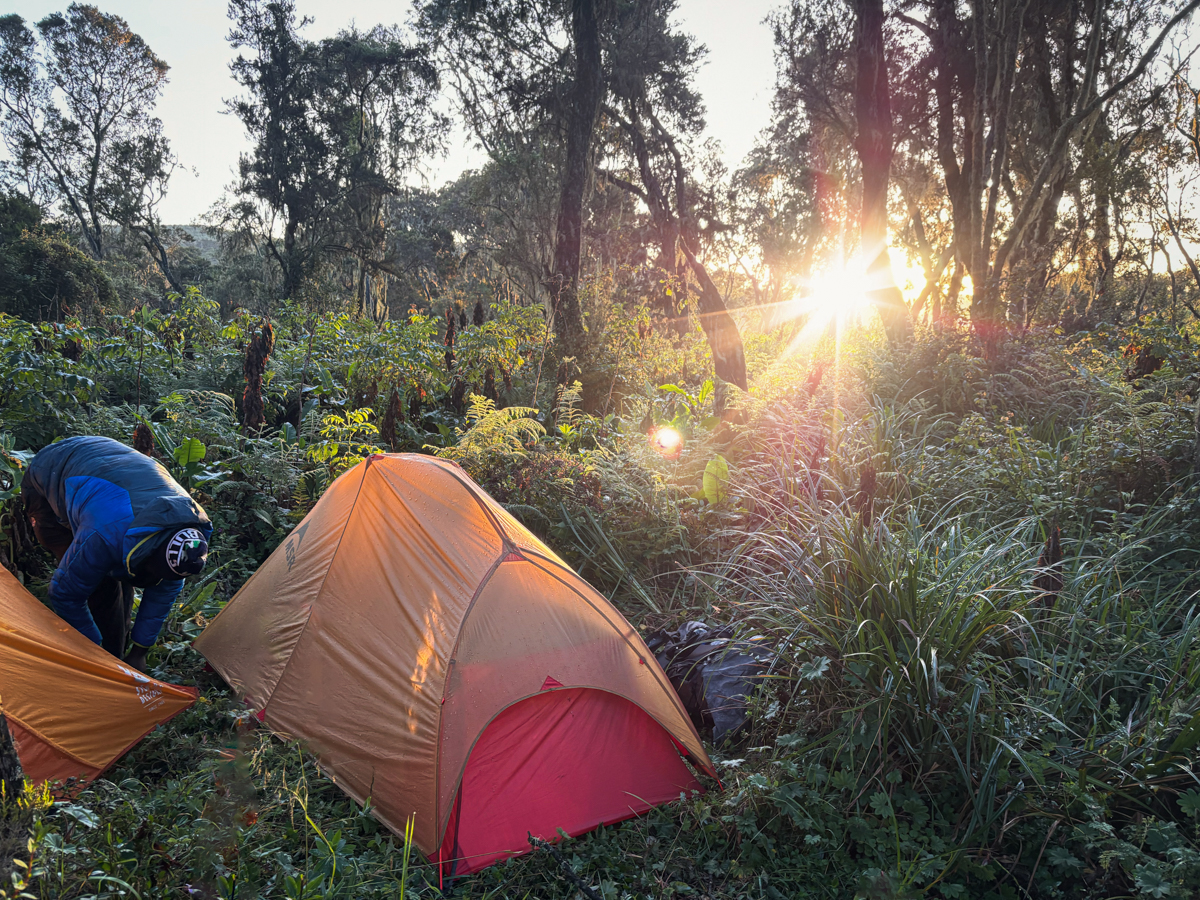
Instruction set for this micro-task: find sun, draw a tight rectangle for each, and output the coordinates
[751,251,931,378]
[803,266,878,320]
[770,259,883,352]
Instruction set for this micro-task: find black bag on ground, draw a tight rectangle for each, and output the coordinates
[645,621,772,746]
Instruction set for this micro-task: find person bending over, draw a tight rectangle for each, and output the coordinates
[22,435,212,672]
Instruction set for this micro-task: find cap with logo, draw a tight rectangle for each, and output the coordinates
[165,528,208,577]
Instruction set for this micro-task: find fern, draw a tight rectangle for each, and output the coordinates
[555,380,585,430]
[436,394,544,465]
[307,408,383,477]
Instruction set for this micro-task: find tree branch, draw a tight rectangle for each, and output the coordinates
[994,0,1200,280]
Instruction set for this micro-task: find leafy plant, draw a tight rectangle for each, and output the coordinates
[436,395,544,467]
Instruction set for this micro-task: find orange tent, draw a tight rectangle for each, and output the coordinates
[0,565,196,785]
[195,454,716,877]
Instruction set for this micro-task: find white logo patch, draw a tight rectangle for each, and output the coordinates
[118,664,151,684]
[118,665,165,710]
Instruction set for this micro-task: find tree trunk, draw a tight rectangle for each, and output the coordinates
[242,322,275,434]
[138,224,183,294]
[1193,391,1200,477]
[680,241,747,398]
[943,259,965,324]
[931,0,975,282]
[1089,111,1115,318]
[853,0,910,344]
[281,216,303,300]
[969,0,1026,355]
[1019,172,1069,326]
[551,0,605,360]
[0,712,23,799]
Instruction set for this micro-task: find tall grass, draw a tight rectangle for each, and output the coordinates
[677,347,1200,893]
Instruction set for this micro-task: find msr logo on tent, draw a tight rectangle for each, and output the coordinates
[135,684,163,707]
[118,664,151,684]
[118,665,164,707]
[285,522,310,571]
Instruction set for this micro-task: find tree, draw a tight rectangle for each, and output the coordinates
[0,189,42,244]
[755,1,885,313]
[315,29,447,317]
[223,0,444,307]
[422,0,747,397]
[0,5,176,275]
[550,0,605,360]
[923,0,1199,346]
[599,0,747,392]
[852,0,910,344]
[767,0,1200,348]
[0,227,118,321]
[417,0,609,357]
[732,6,850,313]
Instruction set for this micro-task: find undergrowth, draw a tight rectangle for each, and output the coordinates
[2,300,1199,898]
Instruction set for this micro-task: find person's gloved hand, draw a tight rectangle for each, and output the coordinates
[124,642,151,674]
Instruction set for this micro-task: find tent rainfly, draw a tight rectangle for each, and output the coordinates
[195,453,717,877]
[0,565,197,785]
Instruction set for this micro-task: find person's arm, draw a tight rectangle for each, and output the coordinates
[130,578,185,648]
[47,530,112,645]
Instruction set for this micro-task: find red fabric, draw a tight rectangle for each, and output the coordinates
[8,717,97,786]
[433,688,702,877]
[539,676,563,691]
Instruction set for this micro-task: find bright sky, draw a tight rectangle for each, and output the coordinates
[6,0,779,224]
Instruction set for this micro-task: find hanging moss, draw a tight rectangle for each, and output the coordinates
[242,321,275,433]
[132,422,157,458]
[380,385,405,450]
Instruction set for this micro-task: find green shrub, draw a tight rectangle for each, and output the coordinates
[0,230,118,322]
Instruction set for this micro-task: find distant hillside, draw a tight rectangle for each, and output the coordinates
[170,226,220,259]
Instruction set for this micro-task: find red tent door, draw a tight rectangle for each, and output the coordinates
[434,687,702,877]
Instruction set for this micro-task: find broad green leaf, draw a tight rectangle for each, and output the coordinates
[60,804,99,829]
[183,582,218,613]
[703,454,730,504]
[173,437,206,467]
[1180,789,1200,818]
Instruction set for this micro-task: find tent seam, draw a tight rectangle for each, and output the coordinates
[332,455,512,850]
[261,459,372,714]
[3,712,99,769]
[433,549,508,847]
[433,545,716,840]
[416,457,515,549]
[518,552,714,773]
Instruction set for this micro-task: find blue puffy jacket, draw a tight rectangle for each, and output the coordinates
[24,436,213,647]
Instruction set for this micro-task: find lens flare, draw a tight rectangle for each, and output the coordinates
[649,426,683,459]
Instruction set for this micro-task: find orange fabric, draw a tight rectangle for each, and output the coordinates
[195,454,715,861]
[0,566,196,785]
[438,553,701,836]
[6,717,97,785]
